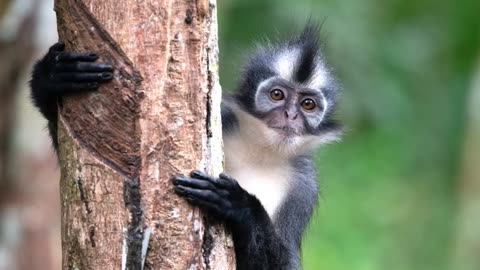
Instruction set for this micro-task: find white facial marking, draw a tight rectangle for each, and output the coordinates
[274,48,300,81]
[304,89,329,128]
[254,76,279,112]
[304,64,329,90]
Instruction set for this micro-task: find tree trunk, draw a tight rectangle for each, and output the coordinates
[54,0,234,269]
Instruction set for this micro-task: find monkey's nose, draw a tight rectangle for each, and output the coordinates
[284,110,298,120]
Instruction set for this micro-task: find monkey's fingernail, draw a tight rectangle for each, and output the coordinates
[191,170,203,177]
[173,176,188,184]
[102,73,113,79]
[185,196,196,202]
[175,186,186,193]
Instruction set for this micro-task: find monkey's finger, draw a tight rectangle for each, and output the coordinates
[48,82,99,94]
[190,171,233,190]
[55,62,113,72]
[216,173,241,189]
[219,173,236,181]
[190,170,216,182]
[219,173,239,186]
[175,185,223,204]
[56,52,99,62]
[177,186,232,214]
[53,72,113,83]
[173,176,216,190]
[183,196,223,216]
[173,176,231,198]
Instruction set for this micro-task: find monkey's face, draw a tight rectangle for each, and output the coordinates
[247,77,335,153]
[234,24,342,153]
[254,77,328,136]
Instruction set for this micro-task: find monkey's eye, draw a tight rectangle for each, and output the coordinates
[269,89,285,101]
[301,98,316,111]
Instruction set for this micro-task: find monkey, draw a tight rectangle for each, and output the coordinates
[30,24,341,270]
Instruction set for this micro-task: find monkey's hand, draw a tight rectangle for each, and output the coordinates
[31,42,113,121]
[172,171,265,226]
[173,171,287,269]
[30,42,114,151]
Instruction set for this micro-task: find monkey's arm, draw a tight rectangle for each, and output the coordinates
[30,42,113,149]
[273,157,319,269]
[172,171,313,270]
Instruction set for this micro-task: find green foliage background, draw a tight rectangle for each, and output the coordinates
[218,1,480,269]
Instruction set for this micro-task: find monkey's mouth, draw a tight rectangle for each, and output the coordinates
[270,126,301,136]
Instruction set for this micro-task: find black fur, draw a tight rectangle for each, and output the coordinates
[235,52,277,114]
[274,156,318,268]
[220,99,239,135]
[294,25,321,83]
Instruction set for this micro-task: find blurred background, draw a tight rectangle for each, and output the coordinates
[0,0,479,269]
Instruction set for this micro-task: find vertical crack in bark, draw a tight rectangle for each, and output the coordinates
[202,217,214,270]
[205,46,214,138]
[77,176,96,249]
[123,177,144,270]
[185,9,193,25]
[77,177,92,215]
[88,225,96,248]
[205,94,213,138]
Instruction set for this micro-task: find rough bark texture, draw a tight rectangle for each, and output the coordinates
[54,0,234,269]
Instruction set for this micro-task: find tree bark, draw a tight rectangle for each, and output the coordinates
[54,0,234,269]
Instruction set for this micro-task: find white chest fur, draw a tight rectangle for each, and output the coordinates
[223,135,292,219]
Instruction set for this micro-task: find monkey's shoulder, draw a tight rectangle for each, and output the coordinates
[221,95,240,135]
